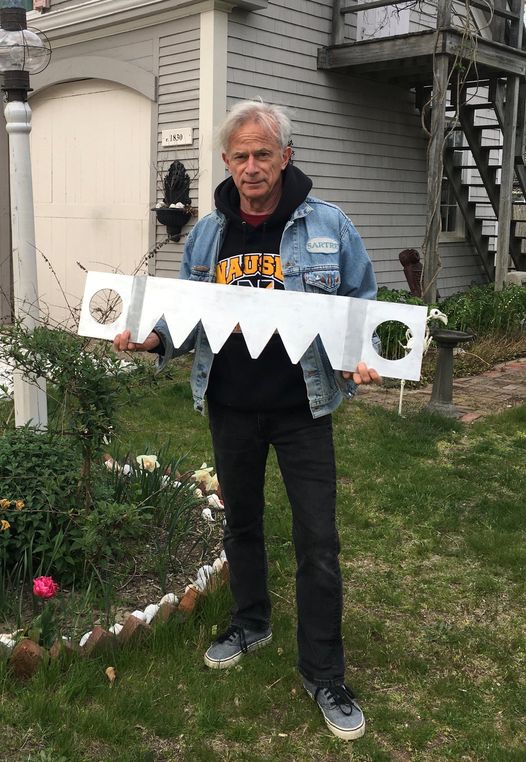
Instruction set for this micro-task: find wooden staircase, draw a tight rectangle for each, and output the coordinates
[418,75,526,279]
[321,0,526,293]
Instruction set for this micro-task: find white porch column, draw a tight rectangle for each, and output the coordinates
[0,112,12,324]
[198,8,228,216]
[5,100,47,429]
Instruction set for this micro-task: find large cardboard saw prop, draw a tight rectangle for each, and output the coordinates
[78,272,428,381]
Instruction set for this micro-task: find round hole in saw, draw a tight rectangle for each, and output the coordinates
[88,289,123,325]
[373,321,412,360]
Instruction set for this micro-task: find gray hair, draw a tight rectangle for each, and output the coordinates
[218,100,293,153]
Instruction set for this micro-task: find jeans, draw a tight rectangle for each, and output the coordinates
[207,399,345,687]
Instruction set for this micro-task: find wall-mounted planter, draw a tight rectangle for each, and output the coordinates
[152,207,191,242]
[153,159,194,242]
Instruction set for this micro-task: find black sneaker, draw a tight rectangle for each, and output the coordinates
[204,624,272,669]
[304,679,365,740]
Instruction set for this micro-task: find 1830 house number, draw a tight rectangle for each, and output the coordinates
[161,127,193,147]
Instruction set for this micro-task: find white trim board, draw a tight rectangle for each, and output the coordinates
[198,9,228,216]
[29,0,268,44]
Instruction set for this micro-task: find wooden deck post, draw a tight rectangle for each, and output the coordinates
[422,0,452,304]
[495,75,520,290]
[422,54,449,304]
[332,0,345,46]
[495,0,524,289]
[495,0,523,290]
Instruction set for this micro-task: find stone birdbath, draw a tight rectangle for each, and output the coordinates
[426,328,474,417]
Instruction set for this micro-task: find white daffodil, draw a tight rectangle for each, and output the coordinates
[193,463,216,491]
[136,454,160,472]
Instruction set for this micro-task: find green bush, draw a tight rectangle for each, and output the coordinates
[0,323,155,509]
[0,316,216,630]
[440,284,526,335]
[0,428,151,594]
[376,287,426,360]
[72,499,148,566]
[0,427,83,581]
[376,284,526,359]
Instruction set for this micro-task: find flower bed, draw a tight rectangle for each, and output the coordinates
[1,552,229,680]
[0,453,227,679]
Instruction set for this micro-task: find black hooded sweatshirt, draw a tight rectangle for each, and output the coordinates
[206,164,313,411]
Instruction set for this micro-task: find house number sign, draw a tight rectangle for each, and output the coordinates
[161,127,193,147]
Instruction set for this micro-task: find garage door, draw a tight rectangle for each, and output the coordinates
[30,79,152,327]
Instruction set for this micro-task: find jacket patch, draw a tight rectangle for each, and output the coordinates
[306,237,339,254]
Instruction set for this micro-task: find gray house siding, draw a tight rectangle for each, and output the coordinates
[438,241,488,295]
[46,0,79,9]
[409,1,441,33]
[227,0,485,296]
[409,1,471,33]
[9,0,487,299]
[155,14,201,279]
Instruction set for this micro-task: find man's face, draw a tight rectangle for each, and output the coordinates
[222,120,292,214]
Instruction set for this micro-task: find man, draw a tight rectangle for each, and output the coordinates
[114,100,381,741]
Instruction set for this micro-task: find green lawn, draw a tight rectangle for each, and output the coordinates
[1,367,525,761]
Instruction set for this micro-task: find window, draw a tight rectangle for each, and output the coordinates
[440,175,465,238]
[440,176,459,233]
[440,129,465,239]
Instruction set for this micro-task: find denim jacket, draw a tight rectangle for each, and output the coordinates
[154,196,378,418]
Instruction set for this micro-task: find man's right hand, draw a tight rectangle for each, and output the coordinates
[113,329,160,353]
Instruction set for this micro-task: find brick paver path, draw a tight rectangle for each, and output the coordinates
[355,358,526,423]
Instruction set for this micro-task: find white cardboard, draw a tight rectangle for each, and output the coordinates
[78,272,428,381]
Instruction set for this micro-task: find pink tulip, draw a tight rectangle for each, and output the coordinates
[32,576,59,600]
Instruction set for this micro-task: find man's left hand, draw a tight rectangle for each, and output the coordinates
[342,362,382,386]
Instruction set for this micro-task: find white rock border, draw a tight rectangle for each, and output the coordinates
[0,549,227,657]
